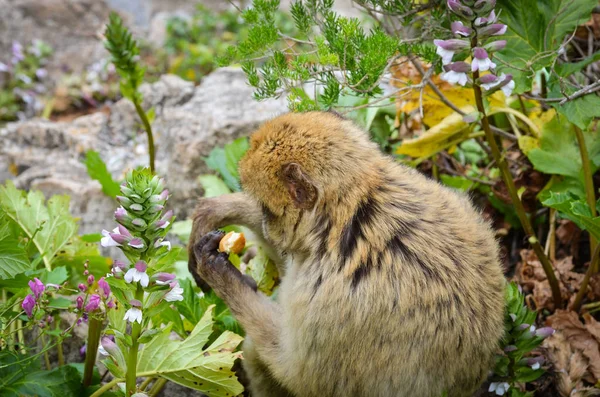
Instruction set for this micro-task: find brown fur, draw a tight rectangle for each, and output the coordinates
[189,111,506,397]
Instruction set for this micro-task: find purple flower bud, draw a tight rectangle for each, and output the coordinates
[114,207,129,222]
[116,195,131,207]
[154,272,176,285]
[98,277,111,298]
[130,299,142,308]
[107,299,115,309]
[153,220,168,230]
[472,47,496,72]
[535,327,555,338]
[22,294,36,317]
[113,260,128,271]
[131,218,147,228]
[76,296,84,310]
[147,204,164,215]
[479,24,508,37]
[451,21,472,37]
[12,41,24,62]
[87,275,95,286]
[109,232,129,245]
[446,61,471,73]
[78,283,87,292]
[84,270,89,276]
[101,336,120,357]
[85,294,101,312]
[484,40,507,52]
[518,323,530,331]
[128,238,145,249]
[129,203,144,212]
[38,321,46,329]
[80,344,87,357]
[150,189,169,203]
[509,313,517,322]
[473,47,488,60]
[475,10,497,26]
[434,39,470,51]
[162,210,174,221]
[134,260,148,272]
[28,278,45,299]
[46,315,54,324]
[117,224,132,238]
[35,68,47,79]
[473,0,495,15]
[504,345,517,352]
[447,0,474,18]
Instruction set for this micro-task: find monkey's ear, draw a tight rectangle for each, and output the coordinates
[280,163,317,210]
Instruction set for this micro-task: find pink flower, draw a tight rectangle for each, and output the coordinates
[124,299,143,324]
[78,283,87,292]
[154,272,176,285]
[451,21,472,37]
[128,238,145,249]
[98,277,111,298]
[76,296,84,310]
[475,10,497,26]
[164,282,184,302]
[471,47,496,72]
[85,294,101,312]
[87,275,95,286]
[28,278,45,299]
[22,295,36,317]
[101,225,133,247]
[440,61,471,86]
[479,24,507,37]
[124,261,149,287]
[434,39,469,65]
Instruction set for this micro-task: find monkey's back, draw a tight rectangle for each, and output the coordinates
[276,159,505,397]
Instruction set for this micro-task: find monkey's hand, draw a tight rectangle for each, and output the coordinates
[193,230,257,293]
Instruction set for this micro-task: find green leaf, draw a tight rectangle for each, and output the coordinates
[550,91,600,131]
[246,247,279,295]
[556,50,600,76]
[542,192,600,240]
[0,351,82,397]
[83,150,121,198]
[0,238,31,279]
[0,181,78,271]
[205,137,249,192]
[198,175,232,198]
[496,0,597,93]
[40,266,69,285]
[174,278,204,325]
[136,306,244,396]
[171,220,193,245]
[47,297,72,309]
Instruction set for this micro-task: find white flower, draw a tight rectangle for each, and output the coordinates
[501,79,515,97]
[98,345,108,356]
[531,362,540,370]
[471,57,496,72]
[154,238,171,251]
[436,46,455,65]
[164,282,184,302]
[124,261,149,288]
[488,382,509,395]
[440,71,468,86]
[101,227,121,247]
[529,325,536,332]
[123,307,142,324]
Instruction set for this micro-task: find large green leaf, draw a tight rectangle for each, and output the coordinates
[526,113,600,195]
[198,175,232,198]
[542,192,600,240]
[205,137,249,192]
[0,181,78,270]
[84,150,121,198]
[174,278,205,326]
[246,247,278,296]
[0,238,30,280]
[0,351,82,397]
[548,77,600,130]
[496,0,597,93]
[136,306,244,397]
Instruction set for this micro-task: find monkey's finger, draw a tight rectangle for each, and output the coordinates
[201,230,226,255]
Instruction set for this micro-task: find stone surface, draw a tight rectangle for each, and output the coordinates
[0,69,287,233]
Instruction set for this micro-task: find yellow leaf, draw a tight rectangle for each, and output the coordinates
[396,106,475,158]
[517,135,540,155]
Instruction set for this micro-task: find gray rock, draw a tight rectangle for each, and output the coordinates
[1,69,287,226]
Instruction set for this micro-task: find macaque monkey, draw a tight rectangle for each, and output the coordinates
[188,111,505,397]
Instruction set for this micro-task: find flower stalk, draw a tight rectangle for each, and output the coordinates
[125,286,144,395]
[574,125,598,270]
[471,49,563,309]
[83,316,103,387]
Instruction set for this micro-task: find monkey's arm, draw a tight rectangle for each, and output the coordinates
[193,231,288,380]
[187,193,283,289]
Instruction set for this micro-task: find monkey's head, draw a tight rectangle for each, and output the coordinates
[239,111,381,250]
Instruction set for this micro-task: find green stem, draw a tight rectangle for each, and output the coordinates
[139,376,154,391]
[89,377,123,397]
[41,334,51,370]
[148,377,168,396]
[125,285,144,395]
[17,320,25,355]
[574,125,598,271]
[571,244,600,312]
[83,317,102,387]
[56,321,64,366]
[471,69,563,308]
[133,100,156,173]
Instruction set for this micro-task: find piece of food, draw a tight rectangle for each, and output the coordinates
[218,231,246,254]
